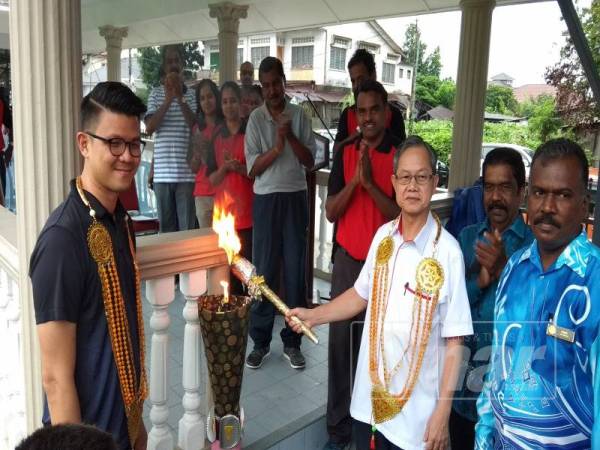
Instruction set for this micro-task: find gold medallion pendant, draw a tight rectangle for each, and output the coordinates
[376,236,394,266]
[87,222,113,264]
[415,257,444,293]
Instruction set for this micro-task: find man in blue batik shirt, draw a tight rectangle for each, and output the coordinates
[451,148,534,450]
[476,138,600,449]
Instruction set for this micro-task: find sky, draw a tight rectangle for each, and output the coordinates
[379,0,593,87]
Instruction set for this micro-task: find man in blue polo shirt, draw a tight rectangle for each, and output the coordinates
[30,82,147,449]
[450,147,533,449]
[476,139,600,449]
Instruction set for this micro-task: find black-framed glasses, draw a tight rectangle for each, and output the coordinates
[85,131,145,157]
[394,173,434,185]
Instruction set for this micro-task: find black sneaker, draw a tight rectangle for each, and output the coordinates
[246,347,270,369]
[283,347,306,369]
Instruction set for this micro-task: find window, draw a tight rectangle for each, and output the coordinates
[236,48,243,68]
[250,37,270,45]
[399,68,404,78]
[292,46,314,69]
[330,46,346,71]
[251,46,270,67]
[382,63,395,84]
[357,41,380,54]
[210,52,220,70]
[407,69,412,79]
[333,36,351,47]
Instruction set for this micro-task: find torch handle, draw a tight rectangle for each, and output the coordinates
[258,284,319,345]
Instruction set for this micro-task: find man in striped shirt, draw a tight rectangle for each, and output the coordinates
[145,45,198,232]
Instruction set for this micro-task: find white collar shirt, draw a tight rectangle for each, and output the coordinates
[350,212,473,450]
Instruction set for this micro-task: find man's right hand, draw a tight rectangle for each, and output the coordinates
[285,308,316,333]
[164,72,182,102]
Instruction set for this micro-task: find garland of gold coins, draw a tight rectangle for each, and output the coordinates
[76,177,147,445]
[369,212,444,432]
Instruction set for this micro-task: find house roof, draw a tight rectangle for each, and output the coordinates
[491,72,515,81]
[426,105,454,120]
[367,20,404,56]
[513,83,556,102]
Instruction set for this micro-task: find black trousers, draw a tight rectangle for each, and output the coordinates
[327,247,365,444]
[354,420,404,450]
[249,191,308,349]
[449,409,476,450]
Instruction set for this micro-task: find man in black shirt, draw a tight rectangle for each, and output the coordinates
[29,82,148,449]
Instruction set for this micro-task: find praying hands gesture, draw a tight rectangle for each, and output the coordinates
[351,140,373,189]
[273,112,292,155]
[475,229,508,289]
[164,72,183,102]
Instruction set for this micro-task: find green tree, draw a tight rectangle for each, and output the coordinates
[422,47,442,78]
[519,94,563,142]
[435,79,456,109]
[137,42,204,89]
[545,0,600,129]
[415,74,441,107]
[403,23,426,69]
[485,84,518,115]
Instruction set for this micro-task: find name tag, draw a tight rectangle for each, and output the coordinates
[546,322,575,343]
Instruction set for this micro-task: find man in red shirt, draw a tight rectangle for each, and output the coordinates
[323,80,401,450]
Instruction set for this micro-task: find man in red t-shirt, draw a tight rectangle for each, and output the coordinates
[324,80,401,449]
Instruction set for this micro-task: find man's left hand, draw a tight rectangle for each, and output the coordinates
[423,405,450,450]
[358,140,373,188]
[475,229,507,280]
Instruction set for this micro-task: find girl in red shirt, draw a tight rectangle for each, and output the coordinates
[190,79,223,228]
[206,81,253,295]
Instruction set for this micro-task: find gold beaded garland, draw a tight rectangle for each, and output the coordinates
[76,177,147,445]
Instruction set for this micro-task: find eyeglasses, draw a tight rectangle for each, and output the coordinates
[85,132,145,157]
[394,173,434,185]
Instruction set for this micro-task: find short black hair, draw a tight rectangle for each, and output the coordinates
[15,424,117,450]
[355,79,388,106]
[81,81,147,131]
[196,78,223,128]
[348,49,376,76]
[258,56,285,81]
[483,147,526,188]
[161,44,184,64]
[532,138,589,190]
[393,135,438,175]
[242,84,263,99]
[221,80,242,101]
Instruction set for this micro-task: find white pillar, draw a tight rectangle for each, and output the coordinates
[209,2,248,84]
[99,25,128,82]
[9,0,83,433]
[178,270,207,450]
[146,276,176,450]
[448,0,495,191]
[317,183,328,272]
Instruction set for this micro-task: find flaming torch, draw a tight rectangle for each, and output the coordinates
[212,207,319,345]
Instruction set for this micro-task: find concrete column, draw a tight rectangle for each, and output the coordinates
[9,0,83,433]
[99,25,128,82]
[448,0,495,190]
[209,2,248,84]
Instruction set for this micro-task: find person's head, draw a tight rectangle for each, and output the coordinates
[347,49,377,95]
[482,147,526,233]
[355,80,388,143]
[239,61,254,86]
[162,44,184,75]
[241,85,263,119]
[258,57,286,110]
[221,81,242,121]
[16,424,117,450]
[528,138,589,264]
[196,79,222,125]
[392,136,438,218]
[77,81,147,194]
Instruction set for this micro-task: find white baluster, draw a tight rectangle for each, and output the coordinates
[146,276,175,450]
[317,182,328,271]
[178,270,207,450]
[7,276,26,447]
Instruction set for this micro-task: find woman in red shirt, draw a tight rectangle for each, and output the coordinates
[190,79,223,228]
[206,81,253,295]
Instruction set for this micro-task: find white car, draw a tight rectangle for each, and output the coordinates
[481,143,534,180]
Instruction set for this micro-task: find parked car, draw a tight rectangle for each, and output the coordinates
[481,143,534,179]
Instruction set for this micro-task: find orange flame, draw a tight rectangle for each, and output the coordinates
[212,195,241,264]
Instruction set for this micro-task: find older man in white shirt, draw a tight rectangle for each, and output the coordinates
[288,136,473,450]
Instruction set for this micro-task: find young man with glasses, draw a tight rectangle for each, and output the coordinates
[322,80,400,450]
[288,135,472,449]
[30,82,148,450]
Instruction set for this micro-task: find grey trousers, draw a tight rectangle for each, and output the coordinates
[154,182,196,232]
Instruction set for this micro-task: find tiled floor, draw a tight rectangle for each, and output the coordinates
[142,277,332,449]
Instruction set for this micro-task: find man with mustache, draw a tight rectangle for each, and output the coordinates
[476,139,600,449]
[450,147,533,449]
[323,80,400,450]
[145,44,198,232]
[244,57,316,370]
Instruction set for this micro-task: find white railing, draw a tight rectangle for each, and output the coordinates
[137,228,229,450]
[0,207,26,449]
[313,170,454,280]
